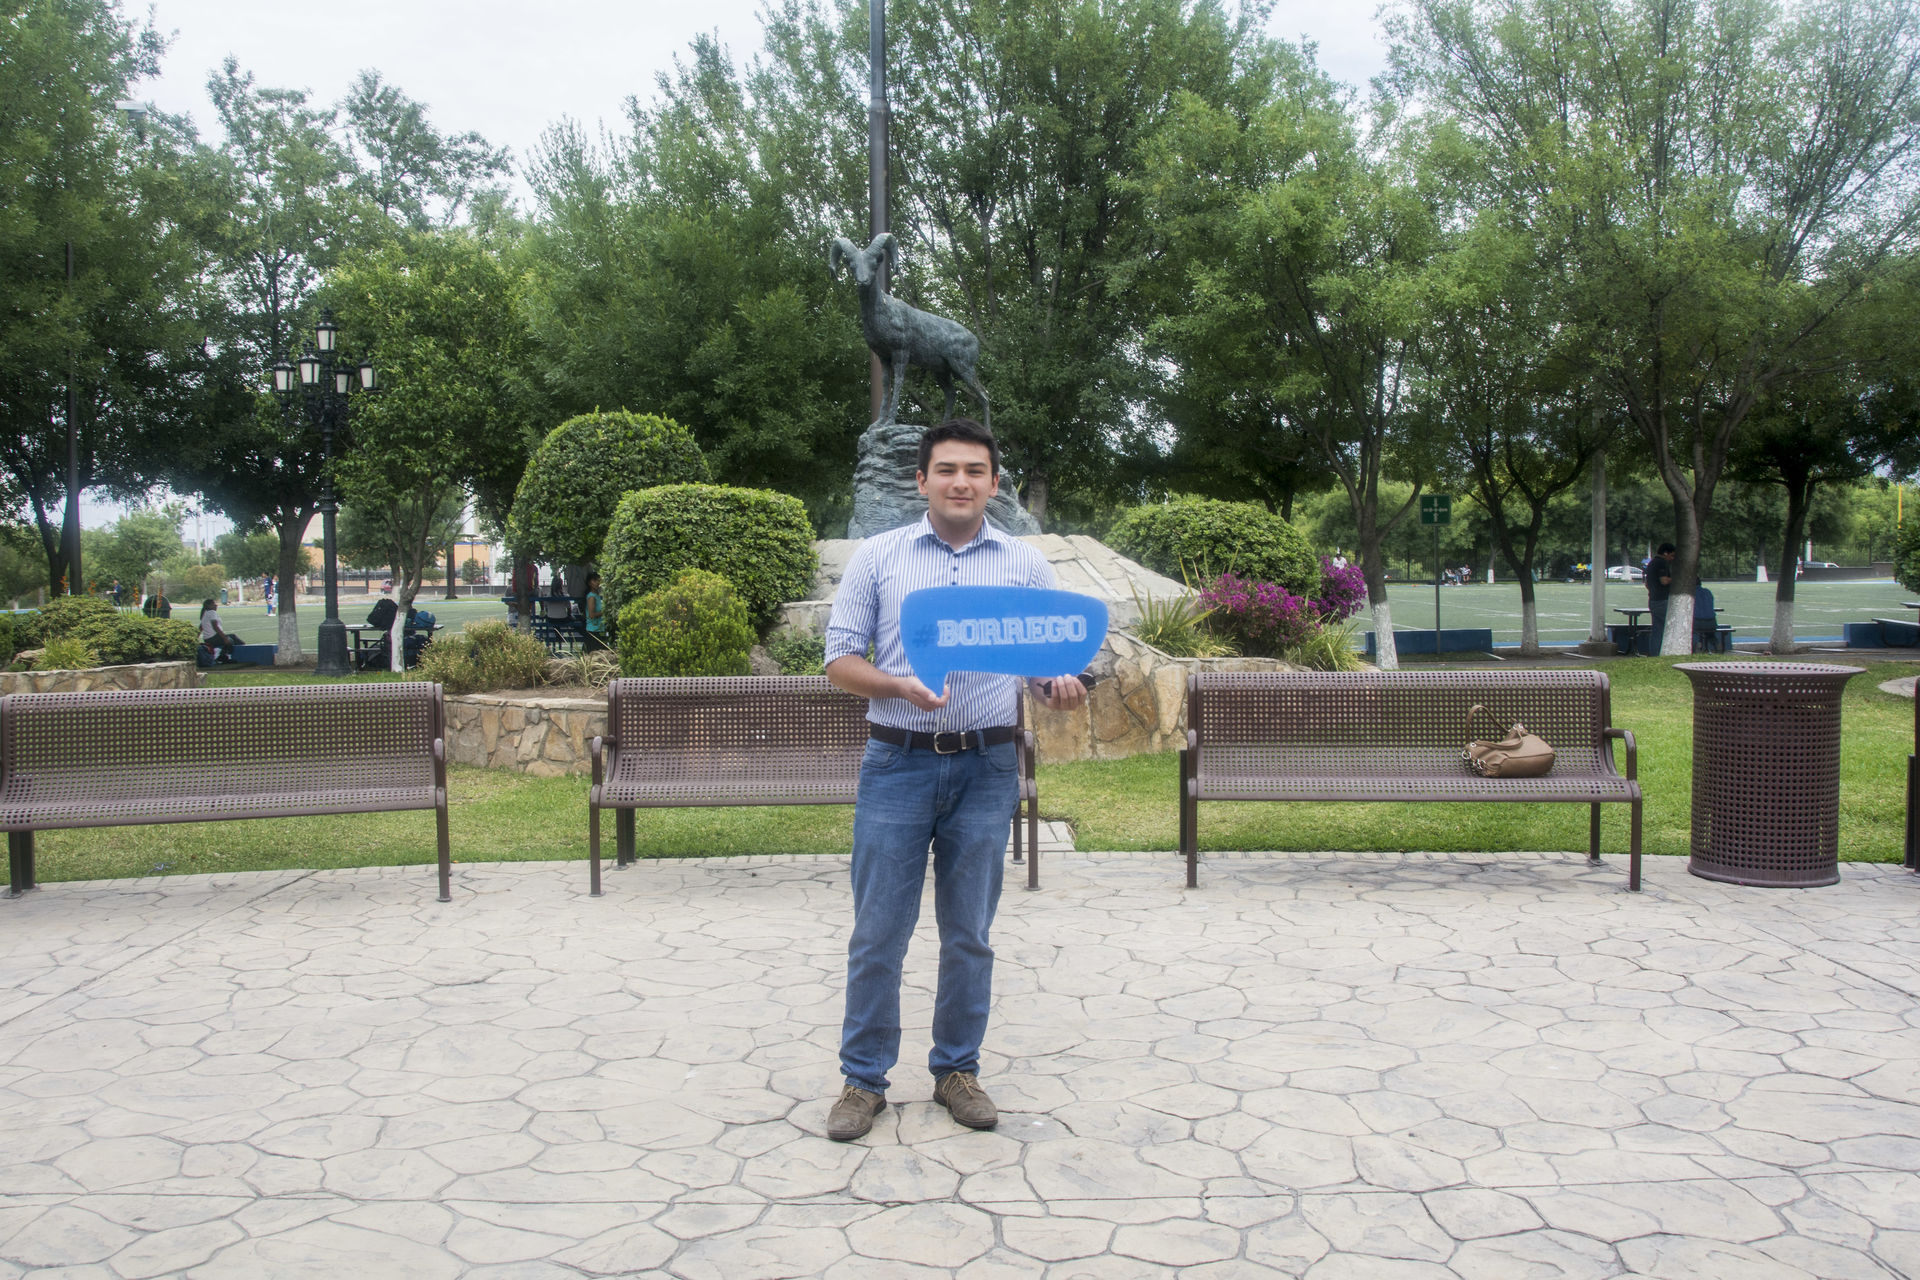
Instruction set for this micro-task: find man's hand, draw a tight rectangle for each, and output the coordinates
[894,673,949,711]
[1031,675,1089,712]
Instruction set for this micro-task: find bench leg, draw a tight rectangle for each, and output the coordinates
[7,831,34,896]
[616,809,635,867]
[1180,748,1198,889]
[1026,777,1040,892]
[1588,804,1602,864]
[1905,754,1916,871]
[1629,797,1643,892]
[435,794,451,903]
[589,796,602,897]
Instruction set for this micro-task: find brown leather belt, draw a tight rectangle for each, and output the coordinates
[869,724,1019,754]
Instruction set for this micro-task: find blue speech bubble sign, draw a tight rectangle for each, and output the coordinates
[899,586,1109,691]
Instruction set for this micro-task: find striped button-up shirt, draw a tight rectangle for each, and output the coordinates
[825,515,1055,732]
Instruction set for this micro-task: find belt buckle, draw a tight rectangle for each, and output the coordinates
[932,730,966,754]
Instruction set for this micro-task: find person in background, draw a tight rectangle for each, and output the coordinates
[1643,542,1676,650]
[198,599,238,663]
[582,572,608,651]
[109,579,123,607]
[263,574,276,616]
[142,585,170,618]
[1693,584,1721,653]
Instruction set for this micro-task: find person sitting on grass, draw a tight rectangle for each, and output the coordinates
[198,598,239,664]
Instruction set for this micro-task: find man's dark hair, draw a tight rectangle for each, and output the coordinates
[918,417,999,476]
[1657,542,1676,555]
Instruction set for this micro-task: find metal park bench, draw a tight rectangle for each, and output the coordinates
[2,683,452,902]
[588,676,1040,895]
[1179,669,1643,890]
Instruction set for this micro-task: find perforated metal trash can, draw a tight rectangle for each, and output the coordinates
[1676,662,1863,887]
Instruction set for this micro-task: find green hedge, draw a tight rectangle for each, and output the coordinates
[415,621,552,695]
[1897,516,1920,595]
[1108,497,1319,596]
[69,614,199,664]
[15,595,117,649]
[617,569,754,677]
[507,411,710,566]
[600,484,817,631]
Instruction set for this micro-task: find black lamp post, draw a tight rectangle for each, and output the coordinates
[272,309,376,677]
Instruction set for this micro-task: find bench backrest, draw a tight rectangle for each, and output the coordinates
[1190,669,1612,752]
[608,675,871,765]
[0,682,445,777]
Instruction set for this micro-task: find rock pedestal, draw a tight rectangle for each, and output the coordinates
[846,418,1039,539]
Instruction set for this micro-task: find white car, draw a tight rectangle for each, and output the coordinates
[1604,564,1644,581]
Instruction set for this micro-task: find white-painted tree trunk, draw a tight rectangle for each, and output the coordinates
[1660,594,1696,656]
[390,605,406,674]
[276,606,300,665]
[1371,600,1398,670]
[1520,601,1539,655]
[1770,599,1795,653]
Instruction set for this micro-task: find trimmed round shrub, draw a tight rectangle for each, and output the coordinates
[16,595,118,649]
[0,612,15,664]
[1108,497,1319,597]
[416,620,551,695]
[617,569,754,677]
[506,411,710,566]
[68,614,198,664]
[600,484,817,631]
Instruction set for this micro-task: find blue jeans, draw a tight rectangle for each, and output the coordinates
[840,737,1021,1094]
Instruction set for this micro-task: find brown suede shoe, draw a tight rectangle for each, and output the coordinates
[933,1071,998,1130]
[826,1084,887,1141]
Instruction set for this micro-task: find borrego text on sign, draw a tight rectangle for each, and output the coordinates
[935,614,1089,648]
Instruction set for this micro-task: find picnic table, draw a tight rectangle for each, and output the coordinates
[345,622,441,667]
[1612,607,1649,655]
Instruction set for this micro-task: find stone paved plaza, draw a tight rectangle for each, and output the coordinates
[2,847,1918,1278]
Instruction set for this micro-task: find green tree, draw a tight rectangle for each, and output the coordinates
[212,527,282,581]
[1392,0,1920,653]
[330,229,538,666]
[520,41,866,524]
[1141,53,1449,668]
[83,504,184,593]
[171,64,516,663]
[1,0,210,594]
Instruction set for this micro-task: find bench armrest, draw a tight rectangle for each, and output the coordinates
[432,737,447,788]
[591,735,619,786]
[1603,726,1636,781]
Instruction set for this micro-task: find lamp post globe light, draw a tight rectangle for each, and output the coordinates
[271,309,377,677]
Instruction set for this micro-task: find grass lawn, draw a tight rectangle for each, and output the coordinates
[7,655,1912,887]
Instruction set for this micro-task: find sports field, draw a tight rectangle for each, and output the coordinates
[1376,577,1914,646]
[203,579,1913,654]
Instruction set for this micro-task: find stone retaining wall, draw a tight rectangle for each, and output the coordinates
[445,691,606,777]
[443,637,1301,775]
[1025,631,1296,762]
[0,660,198,696]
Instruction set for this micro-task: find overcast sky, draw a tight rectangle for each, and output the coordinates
[135,0,1393,203]
[98,1,1390,532]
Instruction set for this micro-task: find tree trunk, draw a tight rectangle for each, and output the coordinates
[1359,532,1397,670]
[273,509,311,665]
[1024,473,1049,527]
[1660,509,1703,656]
[1770,474,1814,654]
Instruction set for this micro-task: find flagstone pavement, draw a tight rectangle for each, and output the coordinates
[2,847,1918,1279]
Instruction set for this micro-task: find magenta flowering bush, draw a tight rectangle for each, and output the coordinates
[1315,557,1367,621]
[1198,556,1367,658]
[1199,573,1318,655]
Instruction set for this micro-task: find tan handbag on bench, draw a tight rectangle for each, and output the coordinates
[1463,704,1555,777]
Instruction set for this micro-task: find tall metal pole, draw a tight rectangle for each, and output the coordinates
[1579,434,1613,656]
[868,0,889,424]
[315,389,350,678]
[63,241,80,595]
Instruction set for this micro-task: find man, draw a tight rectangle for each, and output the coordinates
[821,418,1088,1142]
[141,585,170,618]
[1643,543,1676,652]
